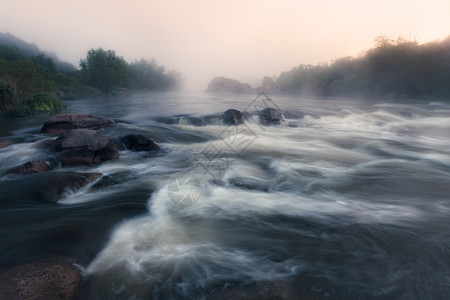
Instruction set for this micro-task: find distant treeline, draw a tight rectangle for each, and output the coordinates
[0,43,182,116]
[276,36,450,100]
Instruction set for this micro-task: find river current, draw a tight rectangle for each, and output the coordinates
[0,93,449,299]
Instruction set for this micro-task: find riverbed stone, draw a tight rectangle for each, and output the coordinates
[259,107,284,125]
[0,257,83,300]
[120,134,160,152]
[41,113,115,135]
[206,77,253,94]
[0,140,13,149]
[51,129,119,166]
[223,109,245,125]
[37,171,102,202]
[6,160,51,175]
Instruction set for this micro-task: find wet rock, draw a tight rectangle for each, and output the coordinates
[0,257,83,300]
[120,134,160,152]
[6,160,51,175]
[35,138,55,149]
[207,280,299,300]
[51,129,119,166]
[256,76,281,94]
[206,77,253,94]
[41,113,115,135]
[36,171,102,202]
[0,139,13,149]
[228,177,269,192]
[209,178,226,187]
[259,107,284,125]
[223,109,245,125]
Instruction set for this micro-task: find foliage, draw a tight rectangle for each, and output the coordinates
[0,76,19,115]
[24,93,62,114]
[79,48,128,94]
[277,36,450,100]
[126,58,183,91]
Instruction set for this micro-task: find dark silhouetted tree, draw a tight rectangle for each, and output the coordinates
[80,48,128,94]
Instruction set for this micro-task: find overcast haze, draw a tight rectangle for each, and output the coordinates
[1,0,449,90]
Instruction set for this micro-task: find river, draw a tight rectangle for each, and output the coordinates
[0,92,449,299]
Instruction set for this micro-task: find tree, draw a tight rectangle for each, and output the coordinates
[79,48,128,94]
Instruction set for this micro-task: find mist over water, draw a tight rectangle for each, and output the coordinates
[1,93,449,299]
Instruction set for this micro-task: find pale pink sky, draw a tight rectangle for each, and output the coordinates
[1,0,449,90]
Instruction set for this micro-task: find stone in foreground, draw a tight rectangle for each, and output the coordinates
[6,160,51,175]
[259,107,284,125]
[0,257,83,300]
[41,113,115,135]
[51,129,119,166]
[223,109,245,125]
[37,171,102,202]
[120,134,160,152]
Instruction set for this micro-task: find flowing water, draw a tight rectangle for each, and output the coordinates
[0,93,449,299]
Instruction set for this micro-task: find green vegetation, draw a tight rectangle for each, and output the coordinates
[80,48,128,94]
[277,36,450,100]
[0,38,183,117]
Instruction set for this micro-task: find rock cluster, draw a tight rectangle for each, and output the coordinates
[41,113,115,135]
[0,257,83,300]
[206,77,253,94]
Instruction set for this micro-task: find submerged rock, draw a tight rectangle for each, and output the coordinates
[37,171,102,202]
[0,257,83,300]
[41,113,115,135]
[6,160,51,175]
[120,134,160,152]
[228,177,269,192]
[223,109,245,125]
[259,107,284,125]
[207,279,298,300]
[0,140,13,149]
[51,129,119,166]
[206,77,253,94]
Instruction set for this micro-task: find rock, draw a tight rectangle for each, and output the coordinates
[0,257,83,300]
[36,172,102,202]
[0,140,13,149]
[206,77,253,94]
[228,177,269,192]
[207,280,298,300]
[35,138,55,149]
[6,160,51,175]
[41,113,115,135]
[209,179,226,187]
[259,107,284,125]
[223,109,245,125]
[257,76,281,94]
[120,134,160,152]
[51,129,119,166]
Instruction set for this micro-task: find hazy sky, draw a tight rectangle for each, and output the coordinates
[1,0,449,90]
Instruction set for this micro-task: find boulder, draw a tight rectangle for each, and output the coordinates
[223,109,245,125]
[259,107,284,125]
[36,172,102,202]
[51,129,119,166]
[41,113,115,135]
[0,140,13,149]
[207,280,298,300]
[120,134,160,152]
[206,77,253,94]
[0,257,83,300]
[257,76,281,94]
[6,160,51,175]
